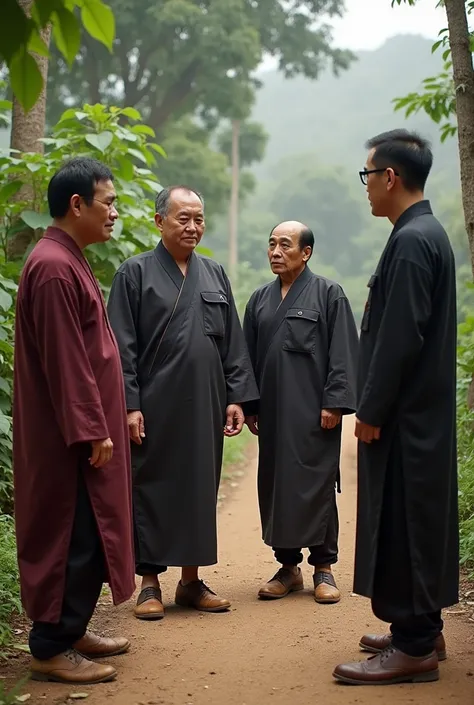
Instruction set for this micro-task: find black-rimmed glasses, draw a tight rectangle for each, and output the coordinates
[359,168,399,185]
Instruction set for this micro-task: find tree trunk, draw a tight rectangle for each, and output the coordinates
[228,119,240,285]
[444,0,474,407]
[445,0,474,276]
[8,0,51,260]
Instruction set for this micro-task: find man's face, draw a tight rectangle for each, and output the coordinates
[74,179,118,244]
[155,189,205,255]
[364,148,393,217]
[268,224,310,276]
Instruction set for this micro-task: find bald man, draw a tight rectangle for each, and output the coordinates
[243,222,358,604]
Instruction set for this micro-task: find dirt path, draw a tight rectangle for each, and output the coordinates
[21,421,474,704]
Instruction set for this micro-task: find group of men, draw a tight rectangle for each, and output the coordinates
[13,128,458,688]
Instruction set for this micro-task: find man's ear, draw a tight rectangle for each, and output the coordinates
[70,194,81,217]
[154,213,164,231]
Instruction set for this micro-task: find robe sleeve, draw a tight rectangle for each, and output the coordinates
[321,295,358,415]
[221,272,259,407]
[107,270,141,411]
[32,277,109,447]
[357,241,433,427]
[242,296,259,416]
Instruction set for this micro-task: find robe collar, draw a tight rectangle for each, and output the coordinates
[392,199,432,234]
[153,238,196,290]
[42,226,85,264]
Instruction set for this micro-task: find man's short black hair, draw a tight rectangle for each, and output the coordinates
[48,157,114,218]
[155,185,204,216]
[365,129,433,192]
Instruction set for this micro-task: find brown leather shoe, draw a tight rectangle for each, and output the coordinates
[30,649,117,684]
[258,567,304,600]
[134,586,164,620]
[359,632,447,661]
[175,580,230,612]
[74,631,130,658]
[313,570,341,604]
[333,646,439,685]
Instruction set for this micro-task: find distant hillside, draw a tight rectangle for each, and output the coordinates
[252,34,458,182]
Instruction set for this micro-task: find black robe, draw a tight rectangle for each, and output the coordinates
[354,200,459,615]
[243,266,358,548]
[107,241,259,567]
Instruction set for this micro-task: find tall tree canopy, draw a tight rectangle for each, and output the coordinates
[46,0,352,131]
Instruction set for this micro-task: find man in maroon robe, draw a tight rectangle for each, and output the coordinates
[13,157,135,685]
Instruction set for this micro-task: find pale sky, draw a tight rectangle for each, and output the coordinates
[261,0,446,69]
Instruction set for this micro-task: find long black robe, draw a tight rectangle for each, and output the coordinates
[107,241,259,567]
[243,266,358,548]
[354,200,459,615]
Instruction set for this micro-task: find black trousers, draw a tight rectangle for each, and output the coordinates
[135,562,168,576]
[29,470,106,660]
[371,437,443,657]
[273,496,339,567]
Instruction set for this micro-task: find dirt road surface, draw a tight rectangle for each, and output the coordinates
[19,421,474,704]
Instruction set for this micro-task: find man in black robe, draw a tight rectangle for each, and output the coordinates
[243,221,358,604]
[108,186,259,619]
[333,130,458,685]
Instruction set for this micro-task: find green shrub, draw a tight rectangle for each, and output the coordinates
[0,515,20,648]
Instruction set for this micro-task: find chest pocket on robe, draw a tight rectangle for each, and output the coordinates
[361,274,377,332]
[201,291,229,338]
[283,308,319,353]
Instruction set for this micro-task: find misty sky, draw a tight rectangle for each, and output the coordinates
[261,0,446,69]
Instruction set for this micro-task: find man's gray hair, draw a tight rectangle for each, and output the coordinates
[154,185,204,216]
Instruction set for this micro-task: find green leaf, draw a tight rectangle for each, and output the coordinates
[0,288,12,312]
[20,210,53,230]
[127,148,148,164]
[33,0,64,27]
[131,124,156,137]
[1,0,33,63]
[85,131,113,152]
[116,156,134,181]
[75,111,88,120]
[27,29,51,58]
[148,143,167,158]
[111,218,123,239]
[0,180,23,203]
[9,48,43,113]
[52,7,81,66]
[121,107,141,121]
[81,0,115,52]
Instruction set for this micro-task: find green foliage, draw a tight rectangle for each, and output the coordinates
[0,515,21,648]
[45,0,353,131]
[217,121,269,168]
[0,676,30,705]
[2,0,115,112]
[457,312,474,574]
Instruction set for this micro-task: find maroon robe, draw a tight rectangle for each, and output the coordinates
[13,227,135,623]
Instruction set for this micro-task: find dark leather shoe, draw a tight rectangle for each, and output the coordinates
[134,586,164,620]
[258,567,304,599]
[359,632,447,661]
[74,631,130,658]
[175,580,230,612]
[30,650,117,684]
[313,570,340,604]
[333,646,439,685]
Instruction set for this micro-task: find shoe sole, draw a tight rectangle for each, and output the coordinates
[332,668,440,685]
[175,600,230,612]
[31,671,117,684]
[134,612,164,620]
[258,584,304,600]
[359,642,447,662]
[77,644,131,659]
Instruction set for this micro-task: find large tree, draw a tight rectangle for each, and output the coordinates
[46,0,353,133]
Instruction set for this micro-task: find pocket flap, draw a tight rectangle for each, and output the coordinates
[201,291,229,305]
[286,308,319,322]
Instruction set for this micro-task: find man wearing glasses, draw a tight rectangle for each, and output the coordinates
[333,130,458,685]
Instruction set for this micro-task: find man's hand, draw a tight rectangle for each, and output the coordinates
[128,410,145,445]
[355,417,381,444]
[90,438,113,468]
[224,404,244,437]
[321,409,342,430]
[245,415,259,436]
